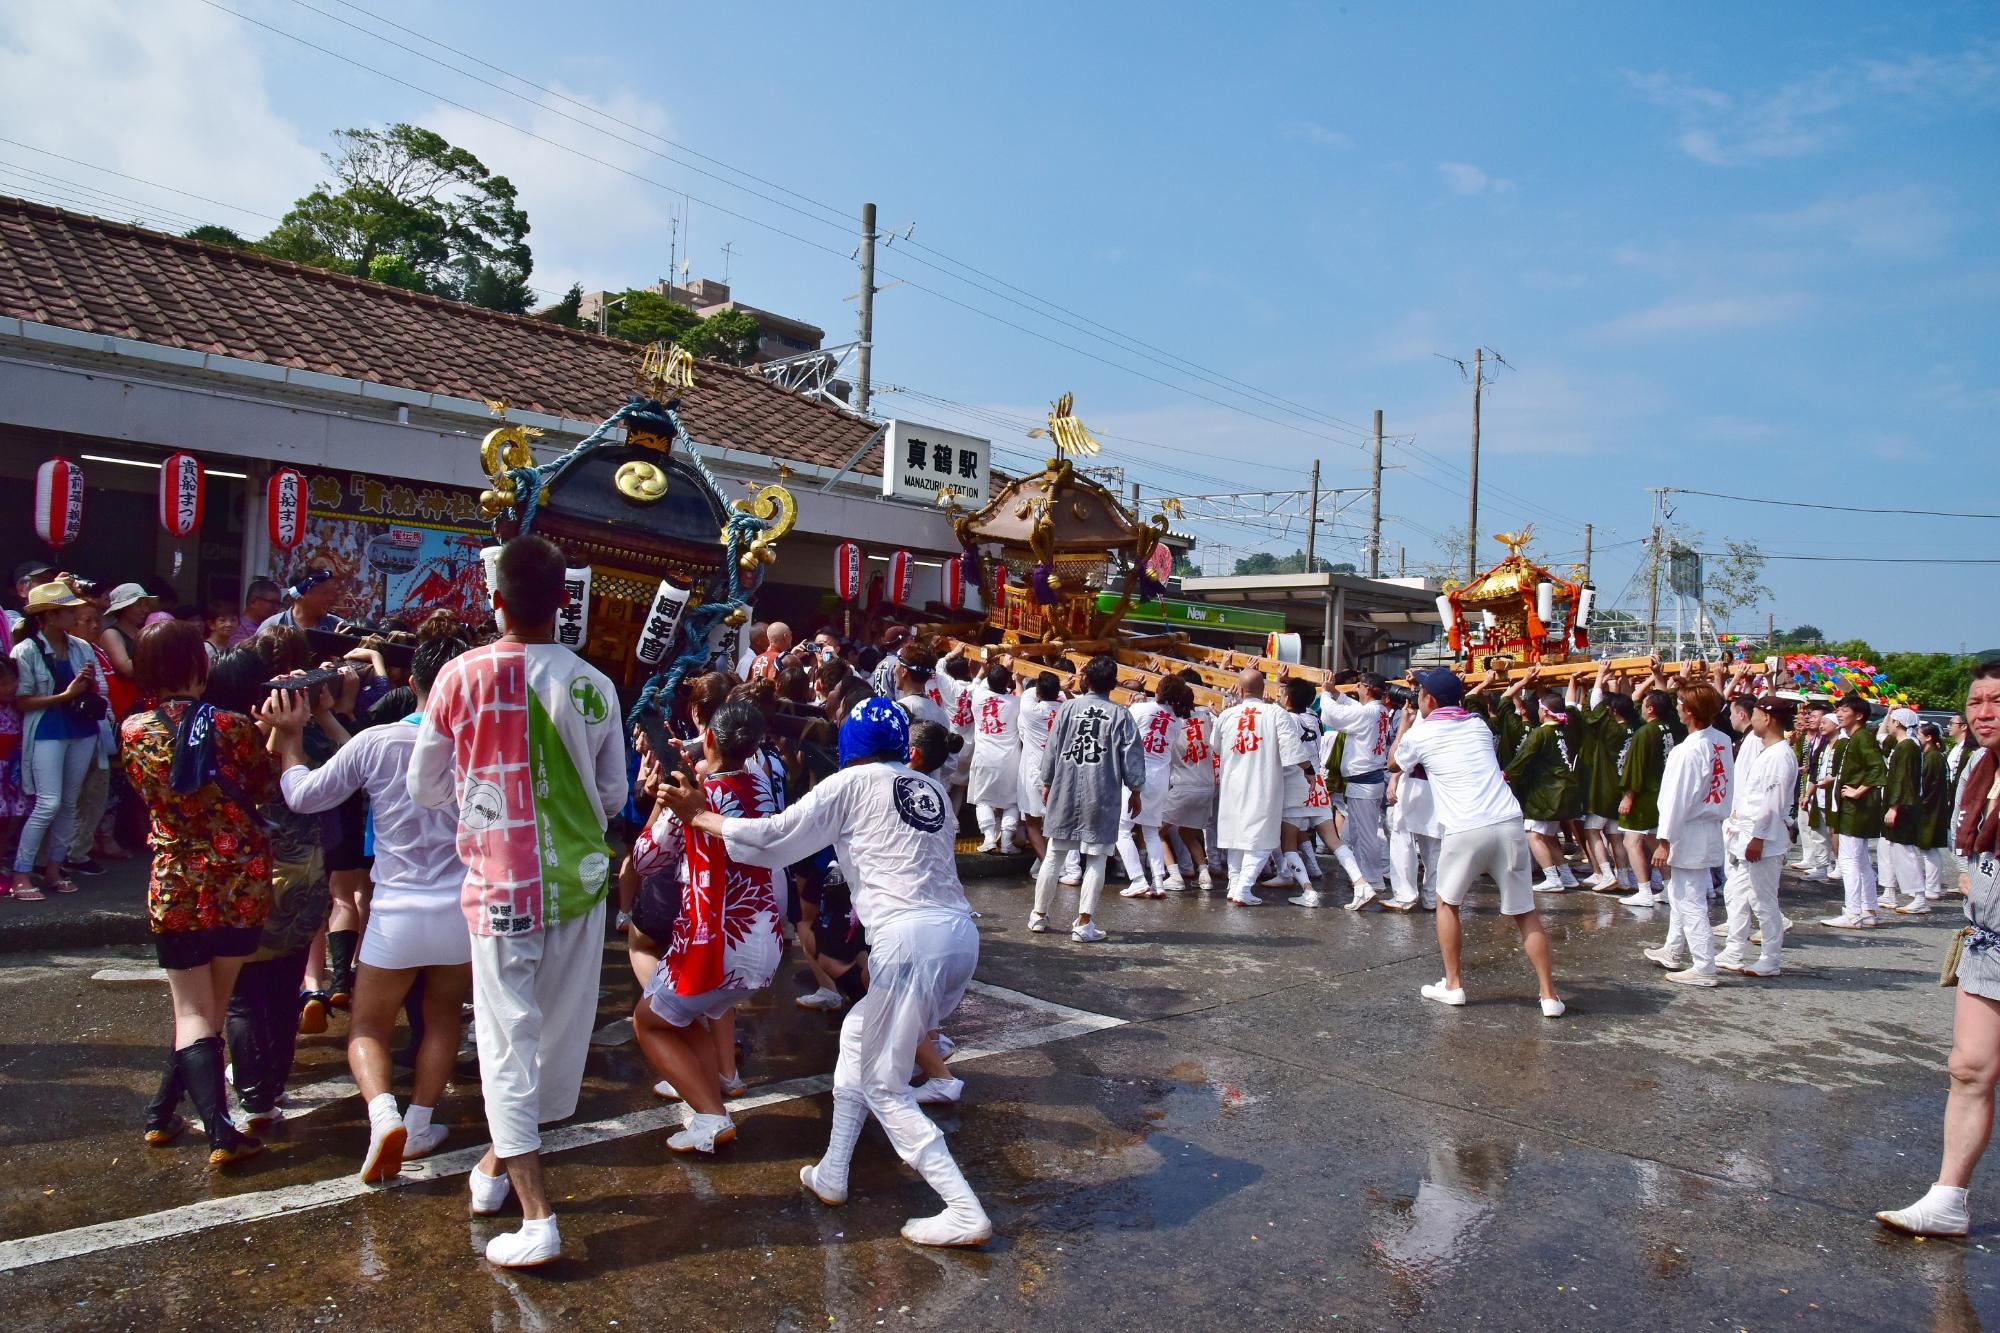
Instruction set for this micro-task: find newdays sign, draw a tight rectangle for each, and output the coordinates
[882,420,990,508]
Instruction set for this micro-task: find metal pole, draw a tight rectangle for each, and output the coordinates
[1467,347,1482,583]
[1368,408,1383,577]
[1306,458,1320,572]
[856,202,876,416]
[1331,585,1348,673]
[1646,490,1662,655]
[1321,591,1334,671]
[1582,522,1593,585]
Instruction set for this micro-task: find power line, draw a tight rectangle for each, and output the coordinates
[220,0,1387,453]
[1696,551,2000,565]
[0,135,284,222]
[1671,488,2000,521]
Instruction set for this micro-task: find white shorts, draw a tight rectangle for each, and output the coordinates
[1523,818,1562,837]
[1436,822,1536,916]
[646,980,752,1027]
[357,894,472,970]
[1286,808,1334,830]
[1582,814,1610,831]
[1618,822,1656,837]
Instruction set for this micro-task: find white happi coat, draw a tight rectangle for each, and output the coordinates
[1657,724,1735,869]
[967,683,1022,808]
[1129,697,1175,820]
[1017,695,1061,818]
[1214,698,1308,851]
[1725,732,1798,860]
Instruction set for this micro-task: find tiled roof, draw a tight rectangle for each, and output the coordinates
[0,196,881,474]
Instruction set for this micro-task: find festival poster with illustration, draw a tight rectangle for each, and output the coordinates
[271,471,492,626]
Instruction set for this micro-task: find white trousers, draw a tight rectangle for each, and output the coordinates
[1923,848,1945,897]
[1034,840,1106,919]
[1663,867,1717,972]
[1115,814,1168,888]
[1388,827,1440,907]
[974,804,1019,847]
[1874,838,1900,894]
[468,899,607,1159]
[1795,822,1832,871]
[1883,842,1926,901]
[1721,853,1784,970]
[1343,787,1388,887]
[830,910,977,1169]
[1224,847,1270,899]
[1838,834,1879,916]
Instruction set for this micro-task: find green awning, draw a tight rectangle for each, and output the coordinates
[1097,592,1286,636]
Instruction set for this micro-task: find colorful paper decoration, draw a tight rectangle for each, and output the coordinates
[267,468,305,551]
[834,541,863,602]
[887,549,913,605]
[33,457,83,549]
[159,452,204,538]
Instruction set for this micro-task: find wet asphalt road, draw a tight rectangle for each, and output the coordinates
[0,867,1993,1331]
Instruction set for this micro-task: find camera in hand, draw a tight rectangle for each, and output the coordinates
[1382,682,1418,708]
[259,665,346,700]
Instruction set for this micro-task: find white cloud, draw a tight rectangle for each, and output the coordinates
[1593,293,1810,340]
[1437,161,1513,196]
[1751,187,1952,259]
[0,0,321,230]
[1282,121,1353,150]
[1624,42,2000,166]
[425,86,682,302]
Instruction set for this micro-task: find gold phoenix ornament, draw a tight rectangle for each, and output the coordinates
[637,341,697,398]
[1028,392,1102,457]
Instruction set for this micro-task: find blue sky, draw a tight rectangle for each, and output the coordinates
[3,1,1995,650]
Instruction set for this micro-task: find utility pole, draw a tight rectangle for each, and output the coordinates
[1398,545,1406,577]
[1646,488,1667,655]
[855,202,877,416]
[1582,522,1593,585]
[1368,409,1384,577]
[1306,458,1321,573]
[1467,347,1483,582]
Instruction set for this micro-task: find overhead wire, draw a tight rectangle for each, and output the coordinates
[1671,488,2000,521]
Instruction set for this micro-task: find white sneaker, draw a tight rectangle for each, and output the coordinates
[1585,871,1621,894]
[1028,858,1042,879]
[404,1123,449,1159]
[720,1073,747,1098]
[1118,883,1152,898]
[358,1116,407,1185]
[1345,883,1378,911]
[667,1112,737,1154]
[1290,889,1325,908]
[1384,896,1419,913]
[1227,890,1263,906]
[1712,923,1731,939]
[914,1076,964,1106]
[1540,997,1567,1018]
[1665,967,1719,988]
[469,1164,513,1216]
[1059,873,1082,888]
[1713,951,1749,972]
[1896,901,1934,916]
[796,987,844,1011]
[1803,869,1831,882]
[1622,890,1664,908]
[1259,872,1291,889]
[1071,921,1106,943]
[1876,1184,1971,1237]
[1198,866,1217,889]
[485,1216,561,1268]
[1162,871,1188,892]
[1028,911,1051,933]
[1642,945,1685,969]
[801,1162,846,1207]
[1421,980,1467,1007]
[652,1078,682,1101]
[976,837,999,853]
[1820,913,1868,928]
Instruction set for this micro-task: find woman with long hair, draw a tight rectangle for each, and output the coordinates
[121,619,276,1165]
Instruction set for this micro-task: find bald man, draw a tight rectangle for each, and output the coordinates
[750,623,793,682]
[736,623,768,679]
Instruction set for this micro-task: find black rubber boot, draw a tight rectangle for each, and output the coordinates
[178,1036,260,1164]
[326,930,359,1008]
[145,1049,184,1137]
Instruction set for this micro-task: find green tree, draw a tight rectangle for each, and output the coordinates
[1171,549,1200,578]
[184,224,252,249]
[1232,548,1336,576]
[261,124,533,312]
[682,307,764,365]
[1703,538,1771,627]
[537,282,585,329]
[603,289,700,344]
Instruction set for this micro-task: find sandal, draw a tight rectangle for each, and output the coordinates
[13,878,47,902]
[47,878,79,895]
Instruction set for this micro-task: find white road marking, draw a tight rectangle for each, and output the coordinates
[89,967,168,985]
[0,987,1125,1274]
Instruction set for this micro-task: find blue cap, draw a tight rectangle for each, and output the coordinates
[1414,667,1464,706]
[838,695,910,767]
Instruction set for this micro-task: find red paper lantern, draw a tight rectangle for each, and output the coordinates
[267,468,305,551]
[33,457,83,549]
[887,549,913,605]
[942,553,965,611]
[834,541,862,602]
[159,452,205,538]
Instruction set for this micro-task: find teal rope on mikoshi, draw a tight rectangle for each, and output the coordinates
[507,400,644,535]
[625,505,775,730]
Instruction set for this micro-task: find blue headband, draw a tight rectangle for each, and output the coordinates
[839,695,909,767]
[287,568,334,599]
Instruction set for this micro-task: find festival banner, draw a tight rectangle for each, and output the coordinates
[272,469,490,625]
[556,565,593,649]
[636,579,694,665]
